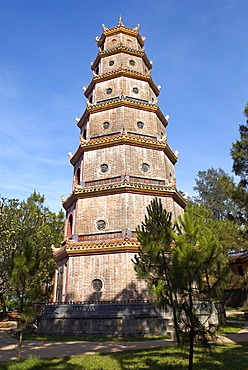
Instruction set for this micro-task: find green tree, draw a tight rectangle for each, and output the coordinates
[231,103,248,182]
[133,199,181,343]
[186,201,248,253]
[0,191,64,360]
[193,168,237,220]
[230,103,248,227]
[134,199,229,370]
[7,238,56,361]
[0,197,20,317]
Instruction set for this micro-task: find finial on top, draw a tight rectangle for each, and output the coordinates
[118,16,123,26]
[133,24,140,30]
[102,24,108,31]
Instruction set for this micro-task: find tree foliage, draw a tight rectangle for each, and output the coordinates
[0,191,64,361]
[186,201,248,253]
[193,168,237,220]
[134,198,229,370]
[231,103,248,182]
[230,103,248,226]
[0,191,64,315]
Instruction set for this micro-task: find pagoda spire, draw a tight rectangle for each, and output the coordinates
[118,16,123,26]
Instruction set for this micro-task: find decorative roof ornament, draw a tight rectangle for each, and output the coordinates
[68,152,73,159]
[80,135,88,144]
[75,117,80,122]
[95,36,100,41]
[160,133,167,142]
[118,16,123,26]
[74,181,83,189]
[133,24,140,31]
[102,24,108,31]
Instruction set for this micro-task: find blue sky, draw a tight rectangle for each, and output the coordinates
[0,0,247,213]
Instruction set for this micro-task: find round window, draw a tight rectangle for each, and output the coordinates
[96,220,106,231]
[106,88,112,95]
[103,121,110,129]
[92,279,103,292]
[100,164,108,173]
[129,60,135,66]
[137,121,144,129]
[109,60,114,66]
[133,87,139,94]
[142,163,150,172]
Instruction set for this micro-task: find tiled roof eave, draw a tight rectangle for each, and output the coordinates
[91,47,152,70]
[54,237,141,259]
[84,69,160,97]
[62,182,186,211]
[79,132,167,149]
[87,97,158,113]
[103,26,144,47]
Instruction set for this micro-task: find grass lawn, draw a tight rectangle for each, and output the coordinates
[12,333,171,342]
[226,314,248,321]
[216,322,244,334]
[1,343,248,370]
[225,307,248,311]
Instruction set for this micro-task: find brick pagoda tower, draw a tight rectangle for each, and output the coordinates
[53,19,186,304]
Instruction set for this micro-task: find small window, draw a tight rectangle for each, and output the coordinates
[238,265,244,277]
[137,121,144,129]
[133,87,139,94]
[111,39,117,44]
[76,167,81,184]
[68,214,73,238]
[129,60,135,66]
[127,39,132,44]
[96,220,106,231]
[103,121,110,129]
[106,88,112,95]
[109,60,114,66]
[100,164,108,173]
[142,163,150,172]
[92,279,103,292]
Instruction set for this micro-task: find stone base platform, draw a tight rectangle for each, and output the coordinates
[38,302,174,338]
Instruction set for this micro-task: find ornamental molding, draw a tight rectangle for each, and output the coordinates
[62,180,186,209]
[53,237,141,260]
[85,68,159,96]
[97,24,145,48]
[86,95,161,115]
[69,132,177,165]
[91,46,152,70]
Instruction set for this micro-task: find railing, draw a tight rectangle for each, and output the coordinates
[34,300,155,316]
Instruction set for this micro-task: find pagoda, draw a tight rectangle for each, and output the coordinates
[53,19,186,304]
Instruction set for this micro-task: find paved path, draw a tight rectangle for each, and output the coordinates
[1,316,248,363]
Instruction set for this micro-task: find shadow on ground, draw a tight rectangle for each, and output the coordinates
[1,342,248,370]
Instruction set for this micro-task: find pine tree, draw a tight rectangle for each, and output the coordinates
[134,198,229,370]
[230,103,248,227]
